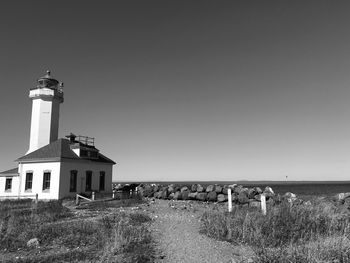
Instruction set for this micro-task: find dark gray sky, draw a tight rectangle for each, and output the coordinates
[1,1,350,181]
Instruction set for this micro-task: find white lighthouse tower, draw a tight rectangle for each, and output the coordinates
[27,70,64,154]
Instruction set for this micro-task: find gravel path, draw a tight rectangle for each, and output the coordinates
[146,199,250,263]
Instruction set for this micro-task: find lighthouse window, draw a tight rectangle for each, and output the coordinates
[42,172,51,190]
[25,172,33,191]
[99,171,105,191]
[5,178,12,191]
[70,170,77,192]
[85,171,92,191]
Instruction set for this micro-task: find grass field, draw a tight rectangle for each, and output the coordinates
[0,198,155,263]
[200,198,350,262]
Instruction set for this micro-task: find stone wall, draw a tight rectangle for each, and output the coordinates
[133,183,277,205]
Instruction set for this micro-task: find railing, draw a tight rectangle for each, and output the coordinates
[76,135,95,146]
[75,192,95,205]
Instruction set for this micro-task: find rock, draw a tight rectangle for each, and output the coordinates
[143,185,154,197]
[207,191,217,202]
[153,191,162,199]
[283,192,297,203]
[167,184,175,194]
[182,190,190,200]
[188,192,197,200]
[335,192,350,202]
[153,185,159,192]
[168,193,175,199]
[215,185,223,193]
[191,184,198,192]
[254,187,263,194]
[196,192,207,201]
[217,194,226,202]
[233,185,248,195]
[238,192,249,204]
[197,184,205,192]
[180,186,189,193]
[228,184,237,189]
[27,238,39,248]
[173,191,182,200]
[222,186,229,195]
[247,188,256,199]
[254,194,262,201]
[264,186,274,195]
[206,185,215,192]
[160,189,168,199]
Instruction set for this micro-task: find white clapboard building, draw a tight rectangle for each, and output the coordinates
[0,71,115,199]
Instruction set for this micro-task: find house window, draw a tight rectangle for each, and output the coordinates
[99,171,105,191]
[5,178,12,191]
[70,170,77,192]
[85,171,92,191]
[25,172,33,191]
[42,171,51,190]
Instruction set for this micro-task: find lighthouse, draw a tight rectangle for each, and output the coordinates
[27,71,64,154]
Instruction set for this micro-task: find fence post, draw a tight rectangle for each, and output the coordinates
[228,188,232,213]
[76,194,80,205]
[112,190,116,199]
[35,193,38,204]
[92,192,95,201]
[261,194,267,215]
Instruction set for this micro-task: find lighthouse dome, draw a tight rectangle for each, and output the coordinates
[36,70,60,89]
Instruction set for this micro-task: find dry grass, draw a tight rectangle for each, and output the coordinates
[200,200,350,262]
[0,198,154,263]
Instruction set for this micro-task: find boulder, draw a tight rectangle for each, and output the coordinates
[142,185,154,197]
[335,192,350,202]
[247,188,256,199]
[173,191,182,200]
[191,184,198,192]
[167,184,175,194]
[160,189,168,199]
[180,186,189,193]
[254,194,262,201]
[233,185,245,195]
[27,238,39,248]
[264,186,274,195]
[238,192,249,204]
[153,185,159,192]
[196,192,207,201]
[197,184,205,192]
[206,185,215,192]
[188,192,197,200]
[168,193,175,199]
[228,184,237,189]
[154,191,162,199]
[215,185,223,194]
[254,187,263,194]
[217,194,226,202]
[222,186,229,195]
[207,191,217,202]
[182,190,190,200]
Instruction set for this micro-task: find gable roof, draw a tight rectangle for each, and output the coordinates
[16,138,116,164]
[0,167,19,177]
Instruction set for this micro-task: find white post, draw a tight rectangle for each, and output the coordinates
[228,188,232,212]
[261,194,267,215]
[92,191,95,201]
[112,190,116,199]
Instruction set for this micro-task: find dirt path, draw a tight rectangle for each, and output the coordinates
[145,199,251,263]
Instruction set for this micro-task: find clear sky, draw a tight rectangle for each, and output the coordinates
[1,1,350,182]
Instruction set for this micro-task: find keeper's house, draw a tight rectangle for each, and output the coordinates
[0,71,115,199]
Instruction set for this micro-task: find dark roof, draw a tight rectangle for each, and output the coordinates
[0,167,19,176]
[16,138,116,164]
